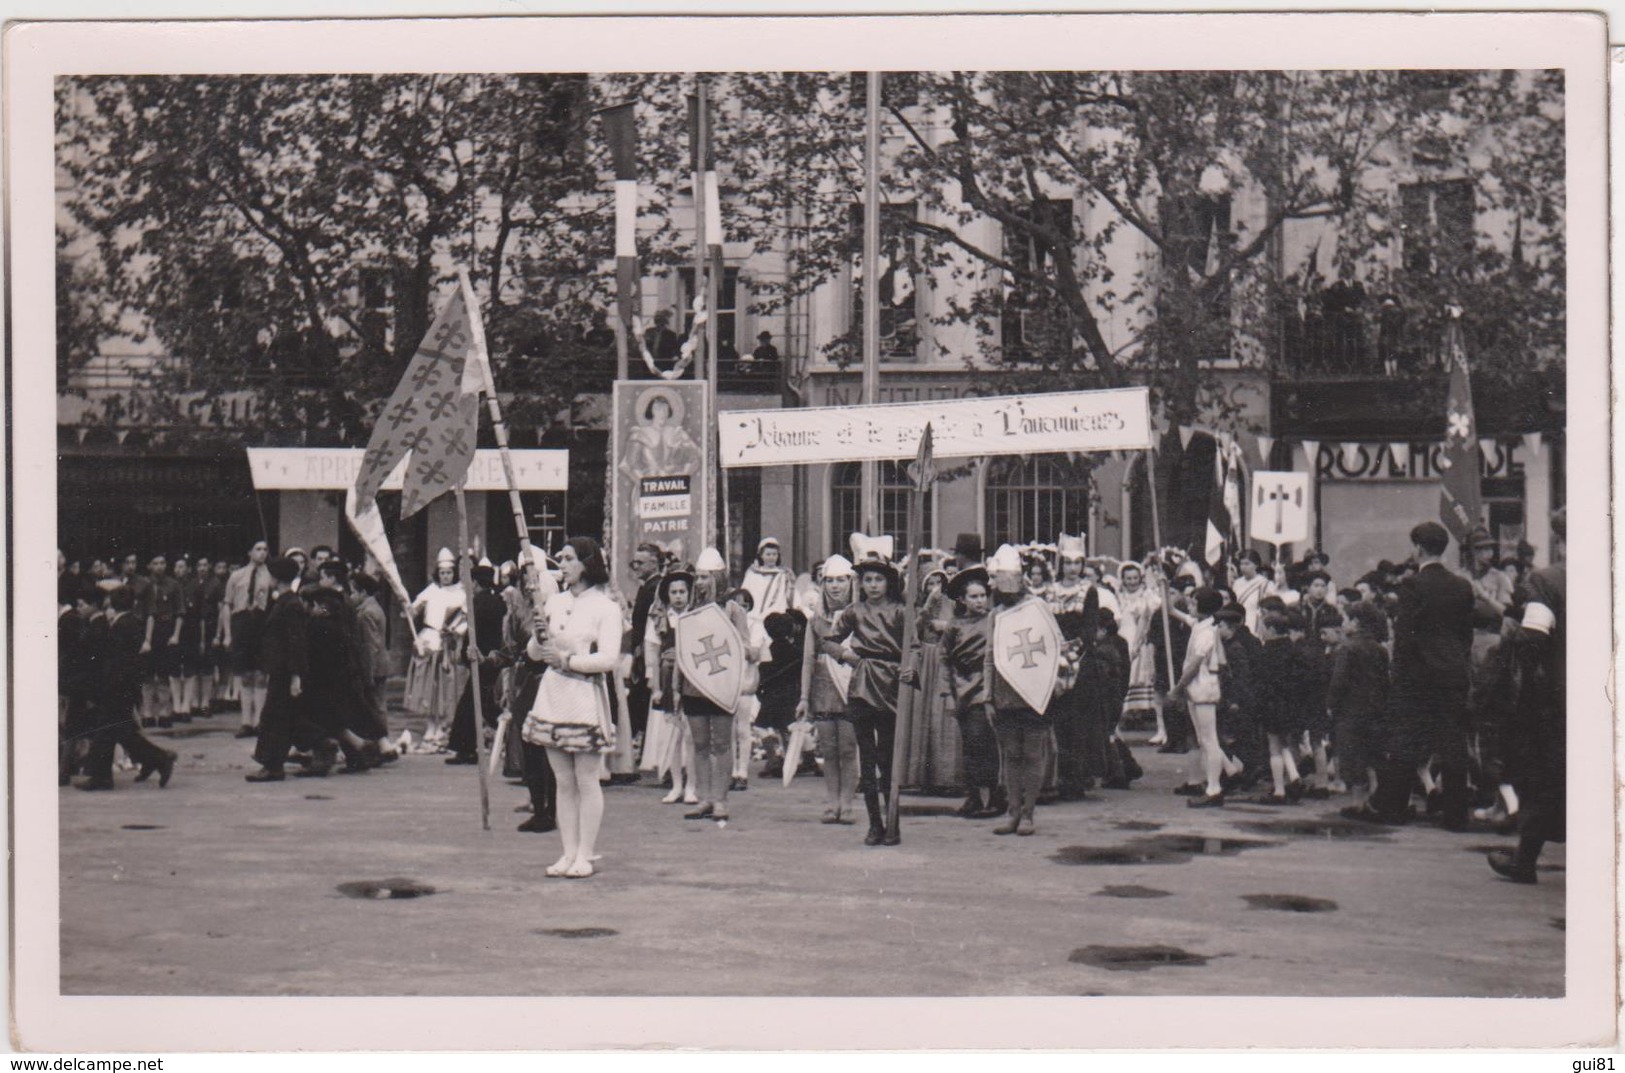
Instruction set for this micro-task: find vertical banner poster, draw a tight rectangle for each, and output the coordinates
[612,380,711,600]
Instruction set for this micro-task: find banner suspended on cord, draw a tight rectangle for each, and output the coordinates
[353,279,484,520]
[1438,310,1483,543]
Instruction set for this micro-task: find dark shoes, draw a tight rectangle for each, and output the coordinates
[444,753,478,766]
[684,804,715,820]
[135,750,178,788]
[76,778,115,792]
[880,828,900,846]
[1486,849,1538,884]
[244,768,285,783]
[1174,782,1206,797]
[955,791,984,818]
[864,823,886,846]
[233,726,257,739]
[1187,793,1225,809]
[728,777,748,792]
[517,815,557,834]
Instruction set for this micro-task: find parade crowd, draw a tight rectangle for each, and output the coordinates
[57,512,1566,886]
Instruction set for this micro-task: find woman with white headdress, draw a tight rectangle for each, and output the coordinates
[795,553,858,823]
[404,548,468,751]
[1115,558,1164,740]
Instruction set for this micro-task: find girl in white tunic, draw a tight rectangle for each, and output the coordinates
[404,550,468,750]
[522,537,622,879]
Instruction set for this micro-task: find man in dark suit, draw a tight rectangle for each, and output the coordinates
[624,543,663,754]
[246,556,331,782]
[78,585,176,791]
[447,560,510,765]
[1346,521,1474,827]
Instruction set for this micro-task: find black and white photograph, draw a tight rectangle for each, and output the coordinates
[7,10,1613,1054]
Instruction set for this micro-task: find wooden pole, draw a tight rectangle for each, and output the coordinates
[454,483,492,832]
[1145,446,1178,693]
[886,423,932,841]
[457,269,548,626]
[859,70,882,536]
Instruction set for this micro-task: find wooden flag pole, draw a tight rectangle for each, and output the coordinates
[454,483,492,831]
[885,423,933,842]
[1145,446,1178,695]
[457,269,549,624]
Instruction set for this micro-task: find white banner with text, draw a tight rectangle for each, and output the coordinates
[247,448,569,491]
[717,387,1153,467]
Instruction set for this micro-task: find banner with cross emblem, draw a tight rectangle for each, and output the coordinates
[674,602,744,713]
[991,597,1063,715]
[1249,471,1310,547]
[354,285,483,519]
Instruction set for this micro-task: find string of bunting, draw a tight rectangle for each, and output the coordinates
[629,294,708,382]
[1159,422,1545,475]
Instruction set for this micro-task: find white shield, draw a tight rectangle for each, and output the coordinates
[674,603,744,713]
[1249,471,1310,546]
[992,598,1063,715]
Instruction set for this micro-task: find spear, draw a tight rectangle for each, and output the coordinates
[886,423,935,842]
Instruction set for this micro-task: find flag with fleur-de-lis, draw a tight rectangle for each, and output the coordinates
[354,285,484,519]
[1437,309,1482,544]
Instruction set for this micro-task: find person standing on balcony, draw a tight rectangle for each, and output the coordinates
[750,330,779,364]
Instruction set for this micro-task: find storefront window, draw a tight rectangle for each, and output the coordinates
[831,461,933,552]
[984,454,1091,548]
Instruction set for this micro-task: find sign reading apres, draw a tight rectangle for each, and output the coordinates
[717,387,1153,468]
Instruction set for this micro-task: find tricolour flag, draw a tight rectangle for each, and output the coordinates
[1437,309,1482,543]
[600,102,639,336]
[1205,436,1242,567]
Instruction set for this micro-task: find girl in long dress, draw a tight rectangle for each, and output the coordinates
[522,537,622,878]
[905,569,960,793]
[404,550,468,751]
[1115,561,1164,740]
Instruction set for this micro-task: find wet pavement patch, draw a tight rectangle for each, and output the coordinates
[1234,818,1393,842]
[304,795,333,801]
[1052,833,1278,866]
[1069,944,1208,971]
[1242,893,1338,913]
[1112,821,1164,832]
[336,878,437,900]
[536,927,618,939]
[120,824,163,831]
[1095,885,1173,899]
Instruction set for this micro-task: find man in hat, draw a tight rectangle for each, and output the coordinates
[246,556,333,782]
[750,330,780,365]
[947,533,983,577]
[1465,526,1513,616]
[77,584,178,791]
[1346,521,1474,827]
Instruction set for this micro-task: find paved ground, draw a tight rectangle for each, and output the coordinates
[58,705,1564,998]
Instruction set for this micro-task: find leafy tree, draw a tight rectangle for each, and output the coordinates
[632,70,1563,428]
[56,73,643,443]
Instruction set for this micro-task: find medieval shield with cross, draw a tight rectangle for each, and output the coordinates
[1249,471,1310,546]
[991,598,1063,715]
[674,602,745,713]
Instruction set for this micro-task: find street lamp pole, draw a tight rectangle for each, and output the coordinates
[860,71,882,537]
